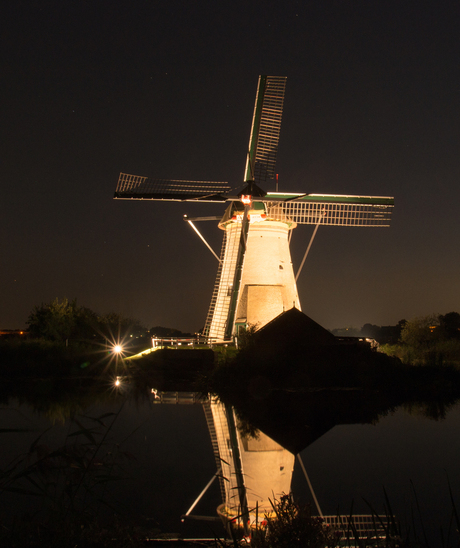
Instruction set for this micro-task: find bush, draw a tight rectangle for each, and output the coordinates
[380,340,460,366]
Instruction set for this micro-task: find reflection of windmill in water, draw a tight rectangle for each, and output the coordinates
[162,390,396,537]
[202,398,295,533]
[114,76,394,341]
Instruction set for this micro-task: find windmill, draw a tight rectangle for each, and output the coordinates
[114,76,394,341]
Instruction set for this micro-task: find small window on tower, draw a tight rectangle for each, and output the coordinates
[279,265,283,270]
[227,285,233,296]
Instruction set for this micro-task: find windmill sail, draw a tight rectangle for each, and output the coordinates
[224,76,287,340]
[245,76,287,185]
[264,194,394,227]
[114,173,230,202]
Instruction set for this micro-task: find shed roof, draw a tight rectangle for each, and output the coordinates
[254,307,337,348]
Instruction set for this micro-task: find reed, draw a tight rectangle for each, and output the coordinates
[222,490,460,548]
[0,408,145,547]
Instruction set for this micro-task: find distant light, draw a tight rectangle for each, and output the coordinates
[115,377,121,387]
[241,195,252,205]
[113,344,123,354]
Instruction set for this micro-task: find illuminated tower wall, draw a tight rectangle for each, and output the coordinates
[207,204,300,340]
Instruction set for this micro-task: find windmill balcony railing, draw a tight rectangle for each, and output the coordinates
[151,337,234,349]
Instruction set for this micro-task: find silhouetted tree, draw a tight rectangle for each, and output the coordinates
[98,312,145,341]
[149,326,191,338]
[361,320,406,344]
[27,299,145,344]
[439,312,460,340]
[27,298,95,342]
[361,323,379,339]
[400,314,440,349]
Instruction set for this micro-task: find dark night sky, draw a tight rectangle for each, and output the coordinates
[1,0,459,332]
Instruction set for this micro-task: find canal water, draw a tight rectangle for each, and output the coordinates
[293,403,460,545]
[1,387,459,545]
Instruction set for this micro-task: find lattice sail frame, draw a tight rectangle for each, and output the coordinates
[252,76,286,184]
[114,173,230,202]
[264,198,393,227]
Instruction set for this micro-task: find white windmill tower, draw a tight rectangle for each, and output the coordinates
[114,76,394,341]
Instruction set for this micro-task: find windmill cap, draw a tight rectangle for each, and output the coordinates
[238,181,267,199]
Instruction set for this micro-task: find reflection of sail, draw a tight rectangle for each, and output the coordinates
[204,397,295,525]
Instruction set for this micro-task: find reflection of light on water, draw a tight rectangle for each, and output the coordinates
[113,376,130,391]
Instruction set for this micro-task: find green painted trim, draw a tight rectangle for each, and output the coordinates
[252,201,266,211]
